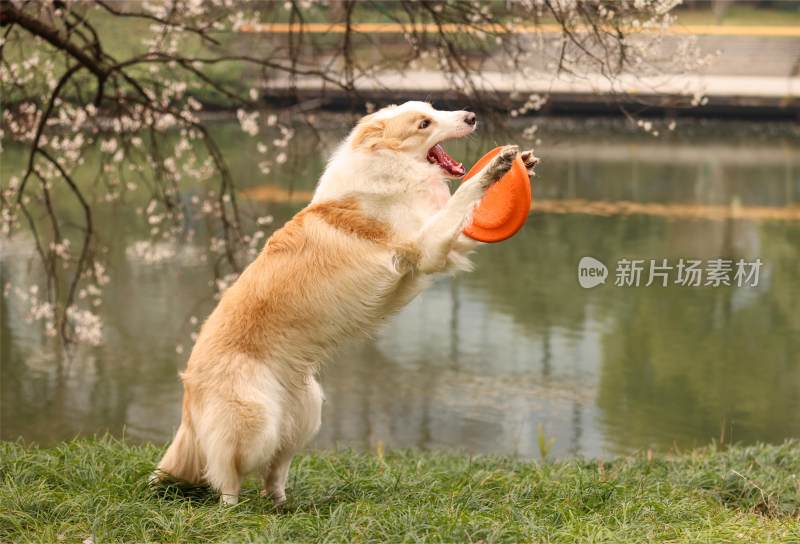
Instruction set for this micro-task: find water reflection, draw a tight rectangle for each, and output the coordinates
[2,118,798,458]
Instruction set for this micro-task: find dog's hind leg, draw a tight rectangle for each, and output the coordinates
[196,399,251,506]
[205,451,242,505]
[261,449,293,505]
[416,145,517,274]
[261,377,324,505]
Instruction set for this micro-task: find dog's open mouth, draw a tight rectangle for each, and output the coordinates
[427,144,465,177]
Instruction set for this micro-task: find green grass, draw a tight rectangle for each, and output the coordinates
[1,438,798,543]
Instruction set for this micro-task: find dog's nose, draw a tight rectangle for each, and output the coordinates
[464,112,477,126]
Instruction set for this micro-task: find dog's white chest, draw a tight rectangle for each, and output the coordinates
[429,179,452,210]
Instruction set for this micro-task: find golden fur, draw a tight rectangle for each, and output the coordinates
[352,110,430,151]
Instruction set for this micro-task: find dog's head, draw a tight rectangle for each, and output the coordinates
[350,101,477,177]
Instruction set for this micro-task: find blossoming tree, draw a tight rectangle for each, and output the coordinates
[1,0,691,345]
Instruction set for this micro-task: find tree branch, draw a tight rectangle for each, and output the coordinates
[0,3,109,79]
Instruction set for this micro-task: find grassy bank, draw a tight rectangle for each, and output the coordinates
[1,439,798,543]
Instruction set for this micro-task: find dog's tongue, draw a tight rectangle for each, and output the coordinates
[427,144,465,177]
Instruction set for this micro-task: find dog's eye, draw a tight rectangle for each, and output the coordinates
[418,119,431,129]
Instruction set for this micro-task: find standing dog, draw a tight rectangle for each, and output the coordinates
[154,102,538,505]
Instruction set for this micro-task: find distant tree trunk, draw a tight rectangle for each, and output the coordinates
[712,0,734,24]
[328,0,346,23]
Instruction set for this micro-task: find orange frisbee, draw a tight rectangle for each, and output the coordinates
[462,147,532,243]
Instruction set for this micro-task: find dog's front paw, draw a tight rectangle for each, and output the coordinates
[481,144,518,188]
[520,149,540,176]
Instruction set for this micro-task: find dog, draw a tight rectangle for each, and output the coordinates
[153,101,539,505]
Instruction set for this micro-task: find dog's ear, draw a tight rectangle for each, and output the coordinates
[351,115,386,150]
[353,114,386,150]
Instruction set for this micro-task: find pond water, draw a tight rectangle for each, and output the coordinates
[2,116,799,459]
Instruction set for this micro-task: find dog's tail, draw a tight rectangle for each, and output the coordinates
[151,395,205,485]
